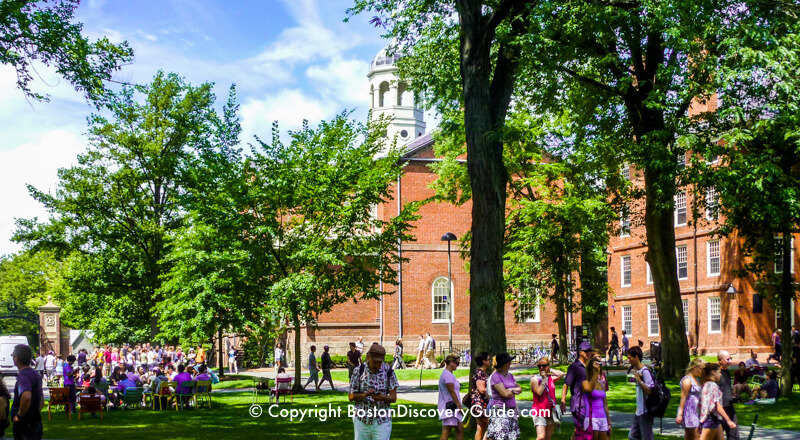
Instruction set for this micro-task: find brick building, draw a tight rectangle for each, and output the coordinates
[286,48,579,363]
[607,102,799,356]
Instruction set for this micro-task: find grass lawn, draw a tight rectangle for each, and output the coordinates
[41,390,678,439]
[330,367,470,383]
[211,375,256,390]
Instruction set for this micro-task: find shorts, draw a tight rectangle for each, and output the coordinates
[584,415,609,432]
[533,414,554,427]
[441,413,461,426]
[701,414,721,430]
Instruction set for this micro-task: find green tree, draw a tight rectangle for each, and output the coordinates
[1,0,133,102]
[351,0,539,369]
[14,72,234,342]
[690,9,800,395]
[243,115,417,391]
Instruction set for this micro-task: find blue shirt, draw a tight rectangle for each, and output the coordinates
[118,378,137,395]
[761,379,778,399]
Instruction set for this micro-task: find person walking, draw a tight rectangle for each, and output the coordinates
[627,345,655,440]
[716,350,739,440]
[44,351,56,383]
[470,352,492,440]
[304,345,320,391]
[424,333,437,369]
[228,346,239,374]
[550,335,559,364]
[581,357,611,440]
[485,353,522,440]
[415,334,426,369]
[699,363,737,440]
[676,358,704,440]
[274,343,285,372]
[355,336,366,360]
[34,351,45,381]
[11,344,44,440]
[320,345,336,391]
[622,330,630,357]
[392,339,406,370]
[766,329,781,363]
[349,343,399,440]
[608,327,621,366]
[562,341,593,439]
[531,356,564,440]
[347,342,362,379]
[438,353,464,440]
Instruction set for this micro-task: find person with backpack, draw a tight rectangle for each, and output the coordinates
[627,346,655,440]
[699,363,736,440]
[484,353,521,440]
[562,341,593,439]
[349,343,398,440]
[531,356,564,440]
[608,327,621,366]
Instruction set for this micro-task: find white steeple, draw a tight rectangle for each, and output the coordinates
[367,47,426,148]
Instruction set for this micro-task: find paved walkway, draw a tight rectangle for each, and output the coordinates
[236,370,799,440]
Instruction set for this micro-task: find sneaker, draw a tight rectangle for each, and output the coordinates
[744,400,756,405]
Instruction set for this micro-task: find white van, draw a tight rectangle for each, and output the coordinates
[0,335,30,376]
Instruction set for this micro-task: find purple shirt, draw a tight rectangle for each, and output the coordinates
[489,372,517,408]
[11,368,43,423]
[565,360,587,412]
[63,363,75,386]
[174,372,193,393]
[118,378,137,395]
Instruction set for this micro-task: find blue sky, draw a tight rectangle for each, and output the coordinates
[0,0,420,255]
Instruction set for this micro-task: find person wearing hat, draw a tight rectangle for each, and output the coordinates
[349,343,399,439]
[320,345,335,390]
[561,341,594,438]
[485,352,522,440]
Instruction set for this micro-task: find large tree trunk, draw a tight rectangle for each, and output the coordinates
[643,166,690,379]
[555,282,569,362]
[456,0,519,366]
[218,327,225,378]
[779,228,793,397]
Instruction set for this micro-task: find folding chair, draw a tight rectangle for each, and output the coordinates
[175,381,196,410]
[195,380,212,409]
[78,395,104,420]
[119,387,144,410]
[149,381,176,410]
[94,382,110,412]
[271,376,293,404]
[48,387,71,420]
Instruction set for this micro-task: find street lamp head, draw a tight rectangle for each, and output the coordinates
[726,284,737,300]
[441,232,457,242]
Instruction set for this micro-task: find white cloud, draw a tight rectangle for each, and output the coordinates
[306,57,369,106]
[240,89,337,144]
[0,131,85,255]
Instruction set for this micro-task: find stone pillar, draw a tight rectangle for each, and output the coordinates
[39,297,62,356]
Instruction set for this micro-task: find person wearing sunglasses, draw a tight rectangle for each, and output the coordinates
[531,357,564,440]
[438,353,464,440]
[580,357,611,440]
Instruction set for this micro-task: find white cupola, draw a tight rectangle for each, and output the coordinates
[367,47,426,148]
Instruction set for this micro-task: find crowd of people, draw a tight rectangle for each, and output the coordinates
[344,337,797,440]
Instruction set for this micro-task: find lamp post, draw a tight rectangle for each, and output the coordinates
[726,284,738,301]
[441,232,457,354]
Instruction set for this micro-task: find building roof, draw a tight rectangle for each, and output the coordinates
[401,132,435,158]
[370,47,402,72]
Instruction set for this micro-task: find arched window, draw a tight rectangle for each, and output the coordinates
[378,82,390,107]
[432,277,454,323]
[397,82,412,106]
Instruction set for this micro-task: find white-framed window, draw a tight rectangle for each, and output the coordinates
[622,306,633,337]
[621,255,632,287]
[620,210,630,238]
[707,240,721,277]
[431,277,454,323]
[775,236,795,274]
[677,245,688,280]
[517,293,541,323]
[706,187,719,220]
[675,191,687,226]
[775,301,796,327]
[621,162,630,180]
[683,299,690,333]
[677,152,686,169]
[648,303,660,336]
[707,154,719,164]
[708,297,722,334]
[646,262,653,285]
